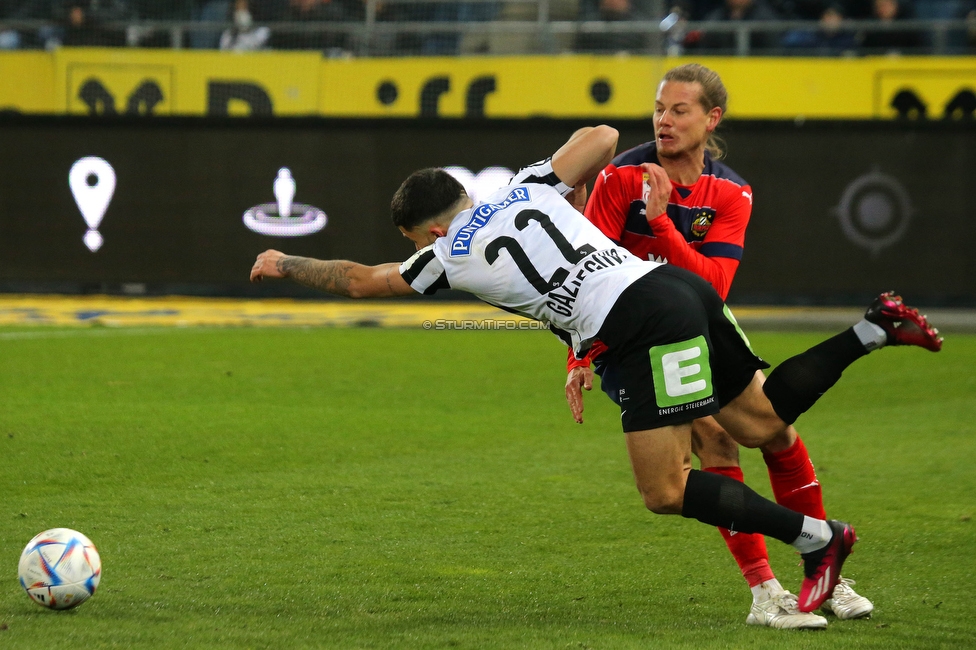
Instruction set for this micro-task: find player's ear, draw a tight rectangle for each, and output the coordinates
[427,195,469,238]
[706,106,723,132]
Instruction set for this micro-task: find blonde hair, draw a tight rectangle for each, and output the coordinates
[661,63,729,160]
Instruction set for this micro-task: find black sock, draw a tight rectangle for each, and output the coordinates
[762,328,868,425]
[681,469,804,545]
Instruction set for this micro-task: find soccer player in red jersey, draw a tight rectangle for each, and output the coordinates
[566,64,871,628]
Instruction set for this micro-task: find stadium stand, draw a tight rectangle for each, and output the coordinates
[0,0,973,53]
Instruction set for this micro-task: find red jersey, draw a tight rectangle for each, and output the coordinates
[568,142,752,370]
[584,141,752,301]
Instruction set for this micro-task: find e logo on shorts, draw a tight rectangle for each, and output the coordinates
[650,336,713,407]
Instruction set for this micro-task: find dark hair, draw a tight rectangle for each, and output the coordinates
[390,168,466,231]
[661,63,729,159]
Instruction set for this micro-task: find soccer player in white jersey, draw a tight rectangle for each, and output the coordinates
[250,125,941,619]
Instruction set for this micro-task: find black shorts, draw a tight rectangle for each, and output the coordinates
[594,265,769,433]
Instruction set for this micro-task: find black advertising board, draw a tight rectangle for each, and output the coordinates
[1,117,973,304]
[722,121,976,306]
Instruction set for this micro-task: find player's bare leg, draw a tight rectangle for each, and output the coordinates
[693,417,827,629]
[623,418,848,614]
[626,423,693,516]
[692,417,740,465]
[710,372,787,450]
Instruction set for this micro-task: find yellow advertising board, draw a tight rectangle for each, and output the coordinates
[873,66,976,119]
[0,51,55,113]
[53,48,321,116]
[1,49,974,120]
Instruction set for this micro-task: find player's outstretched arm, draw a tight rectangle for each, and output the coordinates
[551,125,619,189]
[250,249,414,298]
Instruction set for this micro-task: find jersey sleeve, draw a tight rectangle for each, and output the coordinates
[699,182,752,262]
[566,339,608,371]
[399,244,451,295]
[509,158,573,197]
[583,164,631,245]
[645,182,752,300]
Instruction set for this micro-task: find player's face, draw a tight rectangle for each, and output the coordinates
[653,81,720,159]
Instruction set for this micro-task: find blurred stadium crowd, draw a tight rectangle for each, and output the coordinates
[0,0,973,54]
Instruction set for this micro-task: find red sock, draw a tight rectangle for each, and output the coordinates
[762,435,827,520]
[703,466,775,588]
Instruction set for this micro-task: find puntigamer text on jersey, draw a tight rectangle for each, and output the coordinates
[451,188,530,256]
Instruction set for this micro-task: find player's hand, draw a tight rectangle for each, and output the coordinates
[640,163,672,220]
[250,249,287,283]
[565,366,594,424]
[566,182,588,214]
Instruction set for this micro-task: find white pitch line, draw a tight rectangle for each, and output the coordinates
[0,327,198,341]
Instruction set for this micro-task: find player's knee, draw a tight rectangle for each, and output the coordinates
[637,484,684,515]
[715,398,788,450]
[748,411,793,448]
[713,434,741,463]
[759,424,799,455]
[692,420,741,466]
[729,424,780,449]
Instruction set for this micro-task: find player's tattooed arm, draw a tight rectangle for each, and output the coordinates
[250,249,413,298]
[277,256,354,295]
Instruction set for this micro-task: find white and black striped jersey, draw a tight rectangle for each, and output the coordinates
[399,159,661,354]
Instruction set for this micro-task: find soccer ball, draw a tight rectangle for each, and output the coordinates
[18,528,101,610]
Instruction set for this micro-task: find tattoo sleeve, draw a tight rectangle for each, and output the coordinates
[278,256,357,296]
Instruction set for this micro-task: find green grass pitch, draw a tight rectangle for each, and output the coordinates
[1,326,973,649]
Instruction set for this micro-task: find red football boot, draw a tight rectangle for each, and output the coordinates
[865,291,943,352]
[798,521,857,613]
